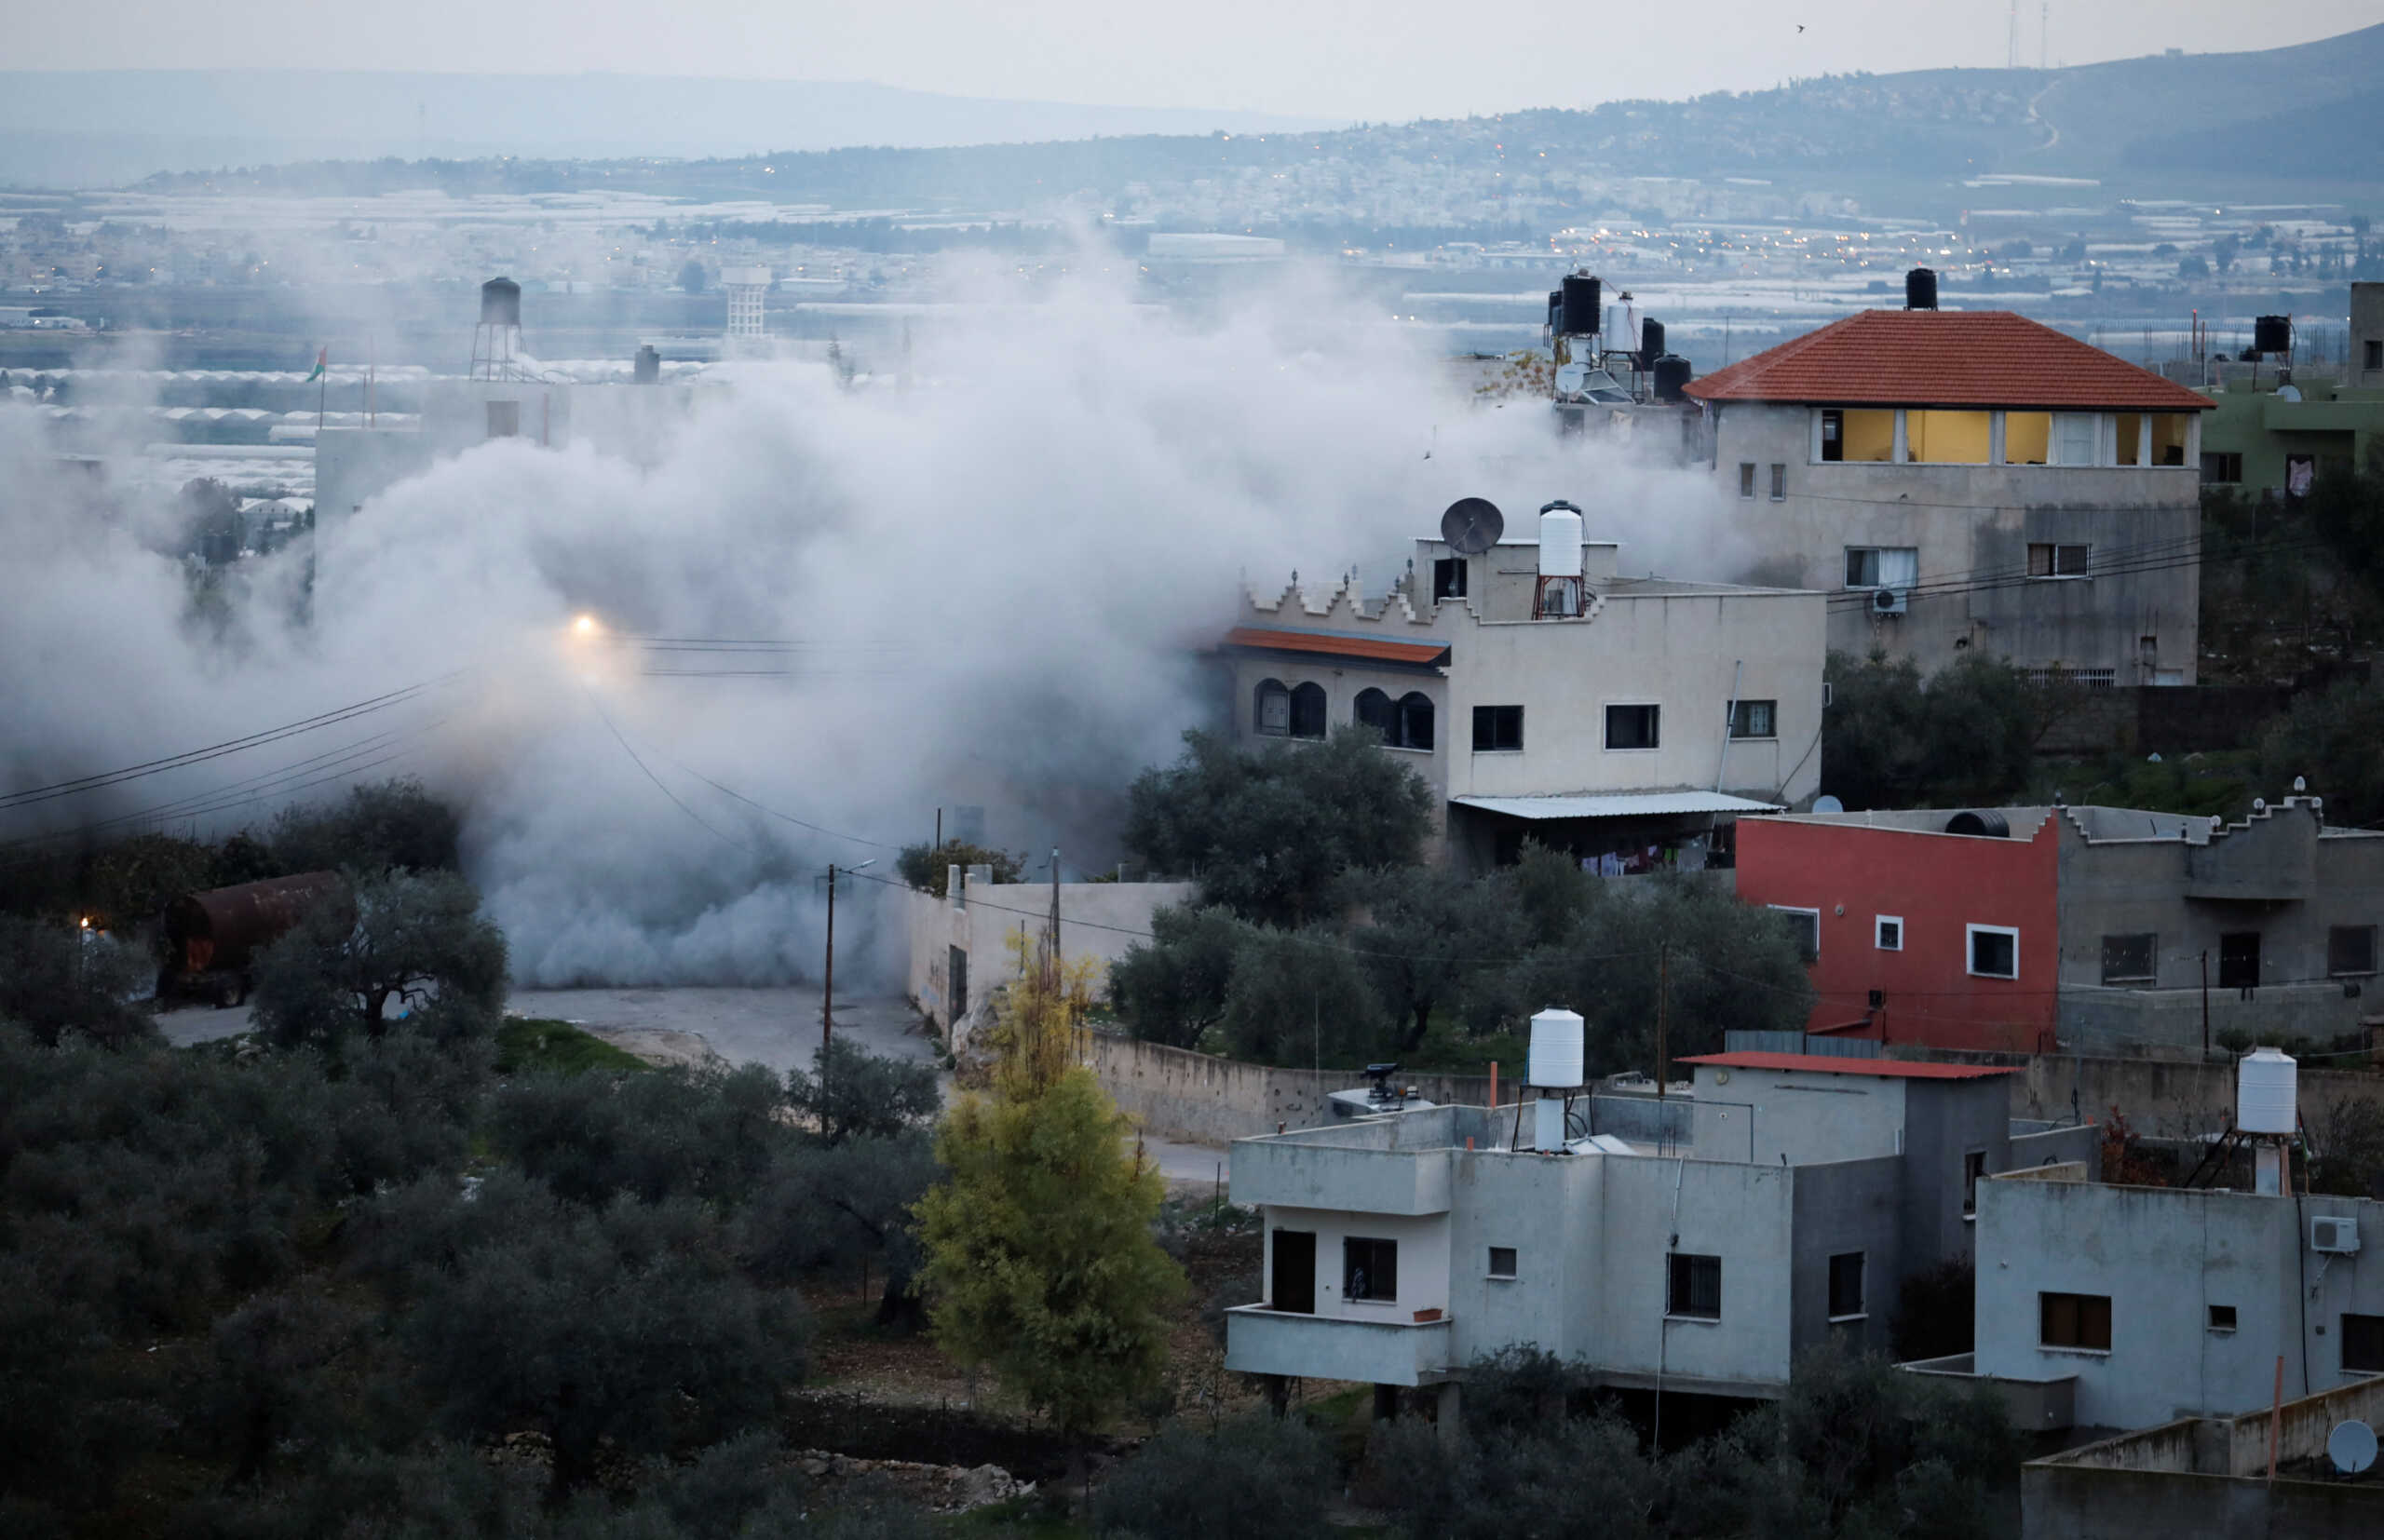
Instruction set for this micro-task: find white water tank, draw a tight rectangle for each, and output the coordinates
[1538,506,1584,578]
[1529,1006,1586,1088]
[2237,1047,2298,1135]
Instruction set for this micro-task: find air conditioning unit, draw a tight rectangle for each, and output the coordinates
[2311,1216,2361,1255]
[1872,587,1909,616]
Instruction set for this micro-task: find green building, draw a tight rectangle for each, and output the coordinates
[2196,282,2384,496]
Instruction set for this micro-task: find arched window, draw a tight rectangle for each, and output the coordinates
[1289,682,1328,740]
[1397,692,1435,751]
[1254,679,1290,736]
[1354,688,1394,737]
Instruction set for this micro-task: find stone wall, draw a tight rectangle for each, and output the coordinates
[1910,1047,2383,1143]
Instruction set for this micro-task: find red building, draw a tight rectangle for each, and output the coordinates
[1736,808,2060,1054]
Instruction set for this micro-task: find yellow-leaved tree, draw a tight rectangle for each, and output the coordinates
[913,937,1185,1447]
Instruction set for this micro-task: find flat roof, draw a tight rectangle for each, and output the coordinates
[1455,790,1784,819]
[1682,1051,2017,1081]
[1222,626,1450,668]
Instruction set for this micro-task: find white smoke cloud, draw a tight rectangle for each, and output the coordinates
[1,254,1751,987]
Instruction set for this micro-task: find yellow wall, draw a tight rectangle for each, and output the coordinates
[2150,413,2190,467]
[2005,412,2051,466]
[1907,409,1991,464]
[1842,409,1895,462]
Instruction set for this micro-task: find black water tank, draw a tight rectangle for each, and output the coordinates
[1560,274,1603,335]
[1637,317,1666,371]
[1905,267,1939,311]
[1944,809,2011,838]
[1652,354,1693,402]
[480,276,522,327]
[633,344,660,385]
[1547,290,1564,331]
[2254,315,2292,355]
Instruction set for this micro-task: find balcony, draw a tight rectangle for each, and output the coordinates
[1224,1304,1456,1387]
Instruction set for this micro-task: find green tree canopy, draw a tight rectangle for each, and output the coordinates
[2259,671,2384,827]
[251,869,507,1047]
[1123,727,1435,925]
[1822,650,2039,809]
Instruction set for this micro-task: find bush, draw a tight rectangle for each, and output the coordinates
[269,777,461,878]
[893,840,1022,896]
[1823,650,2039,809]
[0,916,156,1047]
[786,1038,941,1145]
[489,1062,791,1209]
[1094,1413,1332,1540]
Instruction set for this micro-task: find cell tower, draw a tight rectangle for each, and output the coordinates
[722,266,772,357]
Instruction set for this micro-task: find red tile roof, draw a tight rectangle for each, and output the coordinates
[1680,1051,2016,1080]
[1683,310,2215,411]
[1223,627,1450,668]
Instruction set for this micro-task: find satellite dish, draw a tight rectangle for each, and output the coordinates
[2329,1418,2377,1476]
[1440,497,1505,555]
[1812,795,1845,814]
[1553,361,1590,395]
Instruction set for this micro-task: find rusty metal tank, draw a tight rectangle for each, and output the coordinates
[162,871,347,975]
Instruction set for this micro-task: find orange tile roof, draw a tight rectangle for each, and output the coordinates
[1683,309,2215,411]
[1223,627,1450,668]
[1680,1051,2016,1081]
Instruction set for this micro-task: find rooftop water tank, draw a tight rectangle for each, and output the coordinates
[1652,355,1693,401]
[1537,501,1584,578]
[2254,315,2293,355]
[2237,1046,2298,1135]
[480,276,522,328]
[1637,317,1666,371]
[1905,267,1939,311]
[1944,810,2010,838]
[1561,274,1602,336]
[1529,1006,1586,1088]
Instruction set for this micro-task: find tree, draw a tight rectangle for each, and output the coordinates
[1094,1414,1333,1540]
[0,916,155,1047]
[1340,863,1524,1051]
[270,777,461,876]
[1107,904,1252,1049]
[1822,650,2037,809]
[251,870,506,1047]
[914,955,1184,1445]
[1215,923,1388,1066]
[1124,727,1435,925]
[785,1038,941,1146]
[491,1061,790,1209]
[678,259,707,293]
[893,840,1022,896]
[2259,672,2384,827]
[738,1133,937,1328]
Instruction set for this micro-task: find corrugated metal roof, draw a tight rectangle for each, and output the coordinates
[1681,1051,2016,1081]
[1452,791,1783,819]
[1683,309,2216,411]
[1222,627,1449,667]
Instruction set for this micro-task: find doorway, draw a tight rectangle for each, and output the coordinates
[2219,932,2261,992]
[1270,1230,1316,1314]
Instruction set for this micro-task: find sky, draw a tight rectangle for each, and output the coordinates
[15,0,2382,123]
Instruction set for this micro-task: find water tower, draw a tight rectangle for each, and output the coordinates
[470,277,525,381]
[1527,1007,1585,1151]
[722,266,772,356]
[2238,1047,2298,1195]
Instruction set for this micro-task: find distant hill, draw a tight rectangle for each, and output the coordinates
[0,70,1338,189]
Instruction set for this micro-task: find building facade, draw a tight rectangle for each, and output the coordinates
[1685,307,2213,684]
[1736,793,2384,1056]
[1225,508,1824,871]
[2195,283,2384,496]
[1222,1052,2094,1410]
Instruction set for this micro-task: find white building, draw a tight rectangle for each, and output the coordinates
[1223,1037,2095,1416]
[1224,503,1824,871]
[1685,300,2214,684]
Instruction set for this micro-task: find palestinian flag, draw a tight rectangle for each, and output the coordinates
[304,346,326,383]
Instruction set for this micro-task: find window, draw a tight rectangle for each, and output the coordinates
[1728,699,1777,739]
[1361,689,1435,751]
[1964,1150,1988,1218]
[1768,463,1786,501]
[2027,543,2091,578]
[2367,339,2384,372]
[2201,451,2243,484]
[1288,682,1327,740]
[2040,1291,2113,1351]
[1844,546,1918,590]
[1905,409,1991,464]
[2345,1313,2384,1374]
[2329,925,2377,978]
[1828,1252,1865,1319]
[2219,931,2261,991]
[1605,703,1660,750]
[2115,412,2144,466]
[1876,915,1903,951]
[2004,411,2051,466]
[1488,1247,1518,1279]
[2101,933,2157,985]
[485,399,520,438]
[2208,1304,2237,1332]
[1355,688,1395,738]
[2150,413,2191,467]
[1432,557,1468,600]
[1738,462,1756,498]
[2052,412,2099,466]
[1771,905,1821,963]
[1668,1253,1722,1319]
[1472,705,1524,752]
[1397,692,1435,752]
[1254,679,1290,736]
[1344,1236,1398,1303]
[1820,407,1894,463]
[1968,925,2019,979]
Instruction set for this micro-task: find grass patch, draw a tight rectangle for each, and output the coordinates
[494,1017,653,1075]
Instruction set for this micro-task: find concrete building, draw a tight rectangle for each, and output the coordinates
[1685,304,2213,684]
[2195,283,2384,496]
[1224,505,1824,871]
[1735,792,2384,1056]
[1222,1045,2095,1413]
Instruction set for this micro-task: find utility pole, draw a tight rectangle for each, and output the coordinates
[820,858,876,1058]
[1048,846,1061,985]
[1656,942,1670,1102]
[2201,950,2212,1060]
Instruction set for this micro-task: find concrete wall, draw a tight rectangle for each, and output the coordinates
[1790,1155,1907,1359]
[2021,1463,2384,1540]
[1084,1032,1499,1144]
[1708,400,2201,681]
[904,878,1197,1043]
[1594,1155,1799,1393]
[1985,1048,2381,1143]
[1688,1063,1909,1165]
